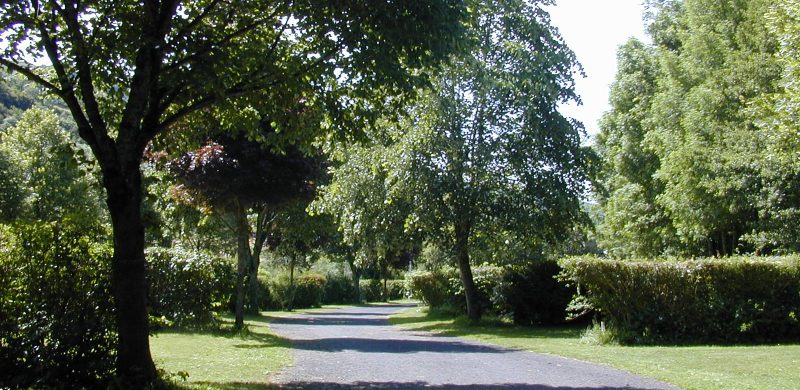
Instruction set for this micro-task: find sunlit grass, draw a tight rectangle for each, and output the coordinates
[150,314,291,389]
[390,306,800,390]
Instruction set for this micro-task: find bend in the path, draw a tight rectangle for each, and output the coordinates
[269,304,677,390]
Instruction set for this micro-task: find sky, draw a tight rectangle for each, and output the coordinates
[545,0,650,139]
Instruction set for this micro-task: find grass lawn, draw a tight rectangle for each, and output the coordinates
[390,306,800,390]
[150,313,292,389]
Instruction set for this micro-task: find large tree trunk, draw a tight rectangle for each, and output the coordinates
[234,202,250,329]
[248,257,260,313]
[104,161,157,384]
[454,220,480,321]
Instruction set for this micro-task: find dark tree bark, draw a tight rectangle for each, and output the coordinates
[248,206,271,313]
[235,201,250,329]
[105,160,157,384]
[346,256,362,303]
[454,220,480,321]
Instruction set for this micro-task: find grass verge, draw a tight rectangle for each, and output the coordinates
[389,306,800,390]
[150,313,292,389]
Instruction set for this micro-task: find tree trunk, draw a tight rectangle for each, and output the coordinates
[288,254,296,311]
[347,257,362,303]
[454,220,480,321]
[105,161,157,385]
[248,206,270,313]
[234,202,250,329]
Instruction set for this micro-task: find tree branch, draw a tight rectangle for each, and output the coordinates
[0,59,62,95]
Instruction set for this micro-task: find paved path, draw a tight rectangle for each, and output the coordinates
[268,304,677,389]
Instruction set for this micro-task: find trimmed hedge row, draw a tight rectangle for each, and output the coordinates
[560,256,800,343]
[404,261,574,325]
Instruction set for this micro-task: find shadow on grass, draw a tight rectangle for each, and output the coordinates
[192,380,656,389]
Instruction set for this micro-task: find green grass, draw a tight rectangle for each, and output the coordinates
[150,313,292,389]
[390,306,800,390]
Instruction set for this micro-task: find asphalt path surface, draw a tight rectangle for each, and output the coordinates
[268,304,677,389]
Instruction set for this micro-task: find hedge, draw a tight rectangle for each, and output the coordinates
[492,260,575,325]
[0,222,116,388]
[560,256,800,343]
[270,273,327,310]
[146,246,235,328]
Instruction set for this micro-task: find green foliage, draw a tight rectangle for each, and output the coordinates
[598,0,800,256]
[269,272,327,310]
[322,273,357,305]
[359,278,385,302]
[560,256,800,343]
[0,108,104,225]
[0,221,116,388]
[492,260,575,325]
[145,247,236,328]
[404,270,451,307]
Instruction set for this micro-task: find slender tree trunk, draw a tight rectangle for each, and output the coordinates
[347,257,362,303]
[234,202,250,329]
[247,258,260,313]
[288,254,296,311]
[248,206,269,313]
[104,161,156,384]
[454,220,480,321]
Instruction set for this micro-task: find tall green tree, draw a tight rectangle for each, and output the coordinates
[599,0,784,256]
[388,0,592,320]
[0,108,103,224]
[0,1,466,381]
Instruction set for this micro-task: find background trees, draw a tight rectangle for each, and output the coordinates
[597,0,797,257]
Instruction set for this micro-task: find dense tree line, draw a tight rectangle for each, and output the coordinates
[597,0,800,257]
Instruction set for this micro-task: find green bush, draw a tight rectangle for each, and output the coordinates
[0,221,116,388]
[445,264,504,314]
[323,273,356,304]
[560,256,800,343]
[404,270,450,307]
[492,260,575,325]
[360,278,384,302]
[270,272,327,310]
[146,246,235,328]
[386,279,405,300]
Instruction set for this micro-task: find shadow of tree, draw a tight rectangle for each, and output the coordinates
[193,380,660,389]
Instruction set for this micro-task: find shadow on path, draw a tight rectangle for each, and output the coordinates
[198,380,661,389]
[290,337,510,354]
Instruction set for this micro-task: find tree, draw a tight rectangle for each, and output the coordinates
[312,142,414,302]
[0,1,466,382]
[171,135,322,329]
[595,39,679,257]
[0,108,103,225]
[599,0,784,256]
[387,0,592,320]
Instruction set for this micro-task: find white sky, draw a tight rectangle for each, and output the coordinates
[545,0,650,139]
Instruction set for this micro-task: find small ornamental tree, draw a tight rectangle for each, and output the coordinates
[170,135,322,328]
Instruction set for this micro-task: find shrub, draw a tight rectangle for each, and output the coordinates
[0,221,116,388]
[445,264,504,314]
[360,278,384,302]
[270,272,327,310]
[294,273,326,308]
[492,260,575,325]
[146,246,235,328]
[404,270,450,307]
[323,273,356,304]
[560,256,800,343]
[386,279,405,300]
